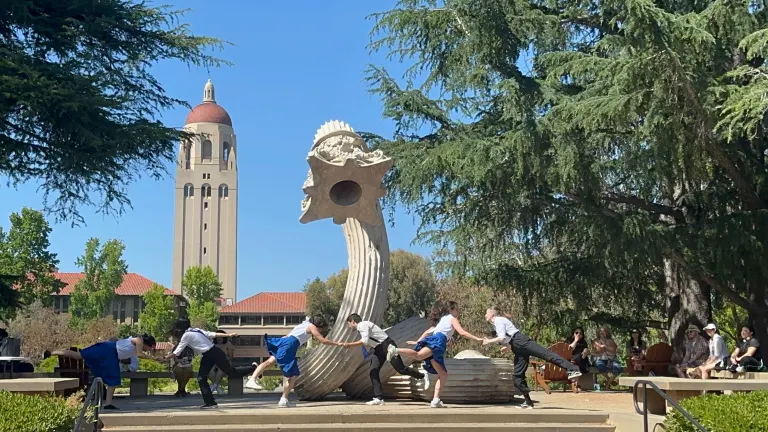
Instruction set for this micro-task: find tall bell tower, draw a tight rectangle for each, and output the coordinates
[172,79,238,304]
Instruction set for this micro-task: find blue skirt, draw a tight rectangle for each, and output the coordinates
[414,333,448,375]
[80,341,121,387]
[265,335,301,377]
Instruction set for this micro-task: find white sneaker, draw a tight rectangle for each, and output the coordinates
[736,366,745,373]
[277,397,289,408]
[430,398,444,408]
[245,379,263,390]
[366,398,385,406]
[386,344,398,362]
[422,373,431,391]
[568,371,582,381]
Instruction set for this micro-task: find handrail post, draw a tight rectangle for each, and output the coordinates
[631,379,707,432]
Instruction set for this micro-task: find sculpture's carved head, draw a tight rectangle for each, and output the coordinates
[300,120,393,226]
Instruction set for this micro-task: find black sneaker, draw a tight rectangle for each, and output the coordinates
[200,403,218,409]
[174,391,182,397]
[517,401,534,410]
[102,404,119,410]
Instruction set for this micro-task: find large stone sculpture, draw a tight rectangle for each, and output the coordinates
[341,317,429,399]
[294,121,394,400]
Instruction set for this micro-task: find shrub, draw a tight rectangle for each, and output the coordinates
[0,391,81,432]
[664,391,768,432]
[260,367,283,391]
[35,355,59,373]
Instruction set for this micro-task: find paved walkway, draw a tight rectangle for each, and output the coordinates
[109,390,663,432]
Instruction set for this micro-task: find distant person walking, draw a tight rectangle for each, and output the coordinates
[339,313,425,406]
[482,307,582,409]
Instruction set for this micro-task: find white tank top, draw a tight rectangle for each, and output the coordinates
[432,315,455,339]
[288,320,312,345]
[116,337,137,360]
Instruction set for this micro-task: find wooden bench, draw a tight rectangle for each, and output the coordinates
[0,377,80,396]
[619,376,768,415]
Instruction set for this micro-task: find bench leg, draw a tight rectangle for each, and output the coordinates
[129,379,149,397]
[228,377,243,396]
[534,372,552,394]
[578,374,594,391]
[635,386,667,415]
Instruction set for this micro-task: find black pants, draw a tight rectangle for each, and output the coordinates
[511,332,578,398]
[370,339,424,399]
[198,346,250,405]
[571,353,590,374]
[735,356,762,369]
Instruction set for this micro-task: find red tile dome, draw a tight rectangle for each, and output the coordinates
[185,101,232,126]
[184,79,232,126]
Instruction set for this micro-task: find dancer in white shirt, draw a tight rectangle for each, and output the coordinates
[386,301,484,408]
[483,307,582,409]
[339,313,425,406]
[164,320,242,409]
[245,315,337,407]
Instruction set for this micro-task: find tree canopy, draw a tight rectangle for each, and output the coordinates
[181,265,222,330]
[0,207,63,308]
[366,0,768,352]
[69,238,127,328]
[139,283,177,341]
[304,250,437,326]
[0,0,229,224]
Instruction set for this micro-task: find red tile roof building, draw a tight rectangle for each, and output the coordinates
[48,272,183,326]
[51,272,179,296]
[219,292,305,314]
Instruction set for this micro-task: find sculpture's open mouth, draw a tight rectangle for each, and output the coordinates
[330,180,362,206]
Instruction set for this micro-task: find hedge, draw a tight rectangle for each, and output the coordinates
[0,391,82,432]
[664,391,768,432]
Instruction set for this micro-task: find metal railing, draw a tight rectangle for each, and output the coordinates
[73,377,104,432]
[632,380,707,432]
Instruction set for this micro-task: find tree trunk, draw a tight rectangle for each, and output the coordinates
[664,258,711,361]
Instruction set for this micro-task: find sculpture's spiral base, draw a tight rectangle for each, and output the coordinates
[294,215,389,400]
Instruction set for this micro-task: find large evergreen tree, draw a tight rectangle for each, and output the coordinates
[0,0,229,224]
[367,0,768,358]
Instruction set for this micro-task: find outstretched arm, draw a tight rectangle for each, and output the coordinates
[307,324,339,345]
[452,317,483,342]
[407,327,435,345]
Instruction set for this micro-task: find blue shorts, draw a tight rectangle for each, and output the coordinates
[80,341,121,387]
[265,335,301,377]
[414,332,448,375]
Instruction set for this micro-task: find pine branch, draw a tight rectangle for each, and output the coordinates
[600,192,685,221]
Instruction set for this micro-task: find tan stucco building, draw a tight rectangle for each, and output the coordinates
[172,80,238,303]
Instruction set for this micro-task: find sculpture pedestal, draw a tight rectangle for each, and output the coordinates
[408,357,520,403]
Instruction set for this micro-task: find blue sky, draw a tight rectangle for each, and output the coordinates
[0,0,434,300]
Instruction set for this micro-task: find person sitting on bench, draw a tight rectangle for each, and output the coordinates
[728,326,763,373]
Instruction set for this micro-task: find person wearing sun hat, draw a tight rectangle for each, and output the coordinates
[675,324,709,378]
[695,323,729,379]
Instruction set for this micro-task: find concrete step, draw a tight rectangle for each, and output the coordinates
[101,411,611,428]
[104,422,616,432]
